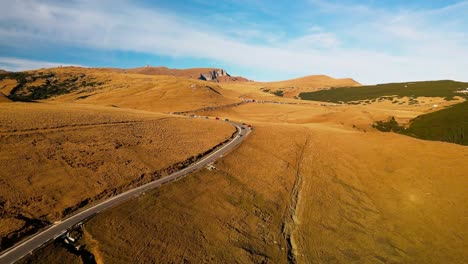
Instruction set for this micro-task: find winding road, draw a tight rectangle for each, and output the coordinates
[0,119,250,264]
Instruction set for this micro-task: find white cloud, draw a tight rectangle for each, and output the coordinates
[285,32,340,50]
[0,57,83,72]
[0,0,467,84]
[229,28,285,44]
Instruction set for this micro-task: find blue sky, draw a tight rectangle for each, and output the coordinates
[0,0,467,84]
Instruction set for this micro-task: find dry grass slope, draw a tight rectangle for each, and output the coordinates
[295,128,468,263]
[45,123,311,263]
[5,67,467,264]
[36,114,468,264]
[0,93,10,103]
[222,75,360,98]
[104,66,249,82]
[0,67,242,112]
[0,102,235,250]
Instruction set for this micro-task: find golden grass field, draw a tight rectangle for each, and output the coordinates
[0,101,235,250]
[2,67,467,263]
[0,67,241,112]
[220,74,360,98]
[21,123,312,263]
[194,102,468,263]
[294,126,468,263]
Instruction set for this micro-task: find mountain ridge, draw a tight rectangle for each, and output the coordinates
[124,66,250,83]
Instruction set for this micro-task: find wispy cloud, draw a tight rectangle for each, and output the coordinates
[0,0,467,83]
[0,57,83,72]
[285,32,340,50]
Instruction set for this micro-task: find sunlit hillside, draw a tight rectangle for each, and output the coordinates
[0,66,464,264]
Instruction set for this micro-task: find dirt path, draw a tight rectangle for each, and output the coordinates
[283,137,309,264]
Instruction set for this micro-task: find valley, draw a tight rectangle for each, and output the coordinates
[0,67,467,264]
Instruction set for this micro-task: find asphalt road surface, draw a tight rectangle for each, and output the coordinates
[0,119,250,264]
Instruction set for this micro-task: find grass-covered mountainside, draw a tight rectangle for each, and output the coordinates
[0,71,105,101]
[299,79,468,146]
[299,80,468,103]
[402,101,468,145]
[373,101,468,146]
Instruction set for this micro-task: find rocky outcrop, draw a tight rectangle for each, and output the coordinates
[199,69,230,81]
[199,69,250,82]
[209,75,250,83]
[126,67,250,83]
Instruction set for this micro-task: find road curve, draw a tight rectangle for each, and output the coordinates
[0,119,250,264]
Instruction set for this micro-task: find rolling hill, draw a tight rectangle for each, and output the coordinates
[0,67,241,112]
[299,80,468,103]
[114,66,250,83]
[0,102,236,251]
[2,65,467,264]
[402,100,468,145]
[219,74,360,98]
